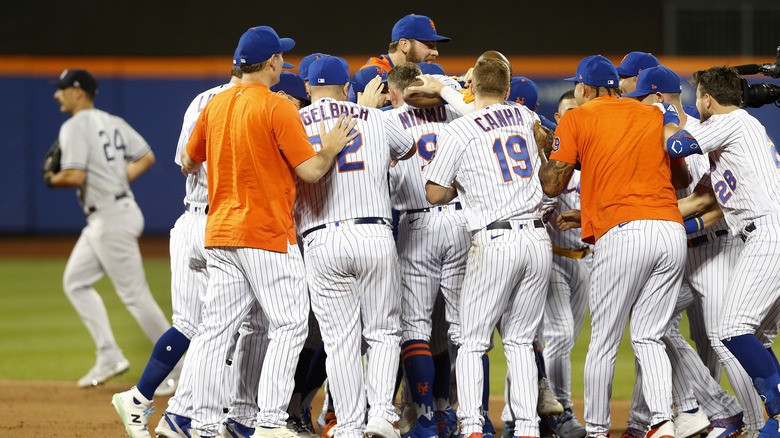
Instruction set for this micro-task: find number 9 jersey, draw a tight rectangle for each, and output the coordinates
[295,97,413,231]
[58,108,151,209]
[423,102,544,231]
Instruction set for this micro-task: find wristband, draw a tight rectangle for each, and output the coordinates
[684,216,704,234]
[667,129,702,159]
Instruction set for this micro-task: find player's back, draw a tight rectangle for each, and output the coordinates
[441,102,543,230]
[60,108,150,207]
[295,98,413,230]
[388,103,461,211]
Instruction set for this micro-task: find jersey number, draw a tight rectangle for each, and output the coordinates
[713,169,737,203]
[492,135,533,182]
[308,130,364,173]
[99,129,127,162]
[417,133,437,171]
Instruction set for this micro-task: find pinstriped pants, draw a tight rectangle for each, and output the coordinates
[584,220,685,435]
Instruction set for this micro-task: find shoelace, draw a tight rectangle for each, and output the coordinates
[141,406,155,431]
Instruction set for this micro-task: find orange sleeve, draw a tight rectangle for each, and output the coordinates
[549,112,579,165]
[185,107,207,163]
[270,97,317,168]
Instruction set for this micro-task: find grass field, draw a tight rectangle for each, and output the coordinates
[0,253,746,400]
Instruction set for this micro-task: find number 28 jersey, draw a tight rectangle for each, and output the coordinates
[59,108,151,208]
[423,102,544,232]
[294,97,414,232]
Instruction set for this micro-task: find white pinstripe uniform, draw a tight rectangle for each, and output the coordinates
[165,82,269,427]
[626,124,747,432]
[541,170,592,411]
[295,97,414,438]
[685,108,780,362]
[59,108,170,370]
[387,102,467,346]
[423,102,552,437]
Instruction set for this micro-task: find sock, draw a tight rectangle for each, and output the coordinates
[288,346,316,416]
[534,340,548,380]
[722,334,780,416]
[137,327,190,400]
[403,340,435,421]
[300,343,327,403]
[432,350,451,410]
[482,353,490,416]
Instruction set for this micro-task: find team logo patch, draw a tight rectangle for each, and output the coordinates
[607,79,614,85]
[552,137,561,152]
[318,78,325,84]
[429,19,436,31]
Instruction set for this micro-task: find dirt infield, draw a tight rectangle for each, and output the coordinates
[0,379,632,437]
[0,235,171,258]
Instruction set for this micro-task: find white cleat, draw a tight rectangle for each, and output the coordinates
[112,386,154,438]
[78,357,130,387]
[675,408,710,438]
[365,416,401,438]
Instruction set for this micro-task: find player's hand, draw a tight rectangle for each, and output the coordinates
[534,120,554,160]
[320,114,359,155]
[406,74,446,97]
[556,209,582,231]
[357,76,387,108]
[463,67,474,87]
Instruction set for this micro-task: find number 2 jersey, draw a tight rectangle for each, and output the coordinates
[422,102,544,232]
[58,108,151,209]
[294,97,414,232]
[686,108,780,234]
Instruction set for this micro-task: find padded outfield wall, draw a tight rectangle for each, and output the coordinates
[1,56,777,234]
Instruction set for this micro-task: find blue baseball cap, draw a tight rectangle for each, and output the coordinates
[299,53,328,81]
[565,55,619,88]
[392,14,450,42]
[233,26,295,68]
[622,65,682,98]
[270,72,310,104]
[615,51,659,77]
[508,76,539,109]
[352,66,389,94]
[418,62,445,75]
[308,56,350,86]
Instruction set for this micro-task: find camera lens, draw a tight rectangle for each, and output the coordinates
[746,83,780,108]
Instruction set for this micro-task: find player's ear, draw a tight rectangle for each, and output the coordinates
[503,87,511,101]
[342,83,350,97]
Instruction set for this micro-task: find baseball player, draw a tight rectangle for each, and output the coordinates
[44,69,172,389]
[272,72,311,109]
[672,65,780,438]
[295,56,415,438]
[299,53,329,97]
[615,51,660,95]
[110,70,241,438]
[385,61,466,438]
[538,55,687,438]
[424,57,552,438]
[620,65,755,438]
[177,26,358,438]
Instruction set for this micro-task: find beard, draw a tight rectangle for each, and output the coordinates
[406,43,435,64]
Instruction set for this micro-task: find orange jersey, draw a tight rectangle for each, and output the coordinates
[362,54,393,73]
[550,95,682,244]
[186,83,316,252]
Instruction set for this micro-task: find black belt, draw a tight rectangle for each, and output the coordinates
[741,222,756,242]
[86,192,128,214]
[185,203,209,214]
[688,229,729,248]
[301,217,386,238]
[486,219,544,230]
[406,203,462,214]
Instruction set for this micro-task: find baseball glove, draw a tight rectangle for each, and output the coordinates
[42,139,62,174]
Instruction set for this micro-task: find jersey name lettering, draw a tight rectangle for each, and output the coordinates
[474,107,526,133]
[300,103,369,126]
[397,105,448,129]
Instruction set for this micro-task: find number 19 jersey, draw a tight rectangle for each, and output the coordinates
[295,97,414,232]
[423,102,544,231]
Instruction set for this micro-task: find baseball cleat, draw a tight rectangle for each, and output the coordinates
[112,386,154,438]
[540,415,560,438]
[155,412,193,438]
[252,425,301,438]
[538,387,565,417]
[705,413,744,438]
[403,417,439,438]
[321,412,337,438]
[758,418,780,438]
[501,422,514,438]
[620,428,647,438]
[400,403,417,437]
[78,357,130,387]
[287,413,317,438]
[365,416,401,438]
[434,409,459,438]
[224,418,255,438]
[647,420,675,438]
[674,408,710,438]
[557,408,587,438]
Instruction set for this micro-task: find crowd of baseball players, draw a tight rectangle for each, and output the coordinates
[43,12,780,438]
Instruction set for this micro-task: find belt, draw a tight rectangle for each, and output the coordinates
[301,217,386,238]
[486,219,544,230]
[552,245,590,259]
[688,229,729,248]
[86,192,129,215]
[185,203,209,214]
[406,203,462,214]
[741,222,756,242]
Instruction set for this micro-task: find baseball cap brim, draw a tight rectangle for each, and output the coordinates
[423,35,450,42]
[621,90,649,98]
[279,37,295,68]
[283,62,294,69]
[563,76,578,82]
